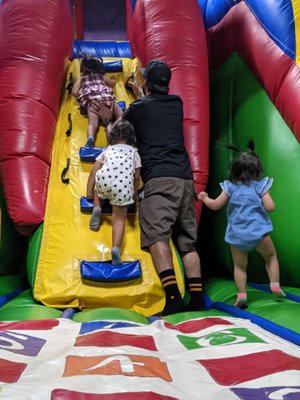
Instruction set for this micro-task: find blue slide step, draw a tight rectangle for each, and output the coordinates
[72,40,132,59]
[80,260,142,282]
[80,196,136,214]
[79,147,105,162]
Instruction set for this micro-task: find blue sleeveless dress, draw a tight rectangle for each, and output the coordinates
[220,177,273,251]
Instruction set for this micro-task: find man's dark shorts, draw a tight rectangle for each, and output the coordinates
[139,177,198,254]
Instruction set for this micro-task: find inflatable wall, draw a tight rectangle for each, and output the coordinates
[0,0,73,235]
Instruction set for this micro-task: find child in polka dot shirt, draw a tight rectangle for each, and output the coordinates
[86,120,141,264]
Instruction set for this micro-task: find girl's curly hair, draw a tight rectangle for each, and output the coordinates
[109,120,136,147]
[80,55,105,76]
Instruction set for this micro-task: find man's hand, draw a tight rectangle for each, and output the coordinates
[89,101,113,125]
[127,78,144,99]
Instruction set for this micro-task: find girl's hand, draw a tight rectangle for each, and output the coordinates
[198,191,208,201]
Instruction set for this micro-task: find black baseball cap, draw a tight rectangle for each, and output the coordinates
[140,60,171,87]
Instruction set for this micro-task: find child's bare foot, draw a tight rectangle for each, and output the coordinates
[270,282,285,301]
[271,286,285,301]
[234,293,247,309]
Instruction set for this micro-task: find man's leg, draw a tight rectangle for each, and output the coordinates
[149,241,187,316]
[182,251,204,311]
[174,179,204,311]
[139,178,187,316]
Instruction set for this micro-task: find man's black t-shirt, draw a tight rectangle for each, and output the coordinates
[123,94,193,183]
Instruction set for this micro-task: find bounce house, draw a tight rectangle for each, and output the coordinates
[0,0,299,398]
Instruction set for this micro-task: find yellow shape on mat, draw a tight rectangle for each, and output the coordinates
[34,57,185,316]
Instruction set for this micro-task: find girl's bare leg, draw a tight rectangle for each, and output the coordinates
[256,236,279,281]
[86,109,99,147]
[230,245,248,307]
[256,236,285,298]
[111,205,128,264]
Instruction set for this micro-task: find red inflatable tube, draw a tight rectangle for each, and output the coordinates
[0,0,73,235]
[207,1,300,142]
[127,0,210,222]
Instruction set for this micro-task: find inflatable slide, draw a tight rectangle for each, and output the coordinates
[0,0,299,398]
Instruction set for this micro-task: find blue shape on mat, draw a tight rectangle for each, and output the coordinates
[80,321,140,334]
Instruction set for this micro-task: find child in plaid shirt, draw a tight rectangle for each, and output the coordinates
[72,56,123,147]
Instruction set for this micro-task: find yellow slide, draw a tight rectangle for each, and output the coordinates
[33,57,185,316]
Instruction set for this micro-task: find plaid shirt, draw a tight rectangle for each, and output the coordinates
[77,73,115,108]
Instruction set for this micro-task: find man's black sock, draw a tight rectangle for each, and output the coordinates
[187,277,204,311]
[159,269,187,316]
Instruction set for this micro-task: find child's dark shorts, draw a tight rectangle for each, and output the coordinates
[139,177,198,254]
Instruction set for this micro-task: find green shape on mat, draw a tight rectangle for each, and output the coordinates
[177,327,265,349]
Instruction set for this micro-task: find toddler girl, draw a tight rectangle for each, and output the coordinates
[72,55,122,147]
[198,140,285,308]
[86,120,141,265]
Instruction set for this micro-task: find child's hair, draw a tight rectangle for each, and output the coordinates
[229,139,263,184]
[80,55,105,76]
[109,120,136,146]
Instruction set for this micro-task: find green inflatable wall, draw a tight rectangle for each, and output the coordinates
[200,53,300,287]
